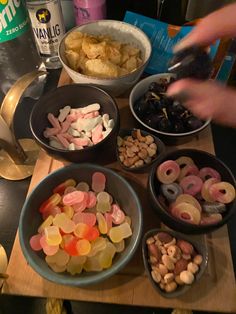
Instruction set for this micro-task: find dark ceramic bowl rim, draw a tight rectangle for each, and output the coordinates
[148,148,236,232]
[58,20,152,81]
[116,128,166,172]
[29,84,120,154]
[129,73,211,137]
[142,228,208,298]
[19,163,143,286]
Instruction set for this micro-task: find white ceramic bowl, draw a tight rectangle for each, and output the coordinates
[58,20,152,97]
[129,73,211,140]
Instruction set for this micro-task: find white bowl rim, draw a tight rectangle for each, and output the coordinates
[129,73,211,137]
[58,20,152,82]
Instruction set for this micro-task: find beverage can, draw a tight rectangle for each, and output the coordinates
[27,0,66,69]
[73,0,106,25]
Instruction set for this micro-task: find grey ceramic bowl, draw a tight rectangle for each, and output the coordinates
[142,228,208,298]
[116,128,166,173]
[19,163,143,286]
[129,73,210,143]
[30,84,120,164]
[59,20,152,97]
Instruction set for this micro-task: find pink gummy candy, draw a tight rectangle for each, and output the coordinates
[63,190,85,206]
[39,235,59,256]
[92,172,106,192]
[111,204,125,224]
[42,206,61,220]
[104,212,113,231]
[86,191,97,208]
[73,212,96,226]
[30,234,42,251]
[47,113,61,129]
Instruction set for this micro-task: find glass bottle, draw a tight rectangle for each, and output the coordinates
[0,0,45,102]
[26,0,66,69]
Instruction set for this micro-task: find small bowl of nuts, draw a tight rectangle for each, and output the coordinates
[142,229,208,298]
[116,128,166,173]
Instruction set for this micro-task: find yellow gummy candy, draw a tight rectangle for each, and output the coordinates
[44,226,62,246]
[76,239,91,256]
[45,249,70,267]
[98,241,116,269]
[38,215,53,233]
[96,212,108,234]
[108,222,132,243]
[66,256,86,275]
[83,256,103,272]
[53,213,75,233]
[63,205,74,219]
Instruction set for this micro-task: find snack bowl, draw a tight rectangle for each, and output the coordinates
[30,84,120,164]
[116,128,166,173]
[142,228,208,298]
[58,20,152,97]
[148,149,236,234]
[129,73,210,143]
[19,163,143,286]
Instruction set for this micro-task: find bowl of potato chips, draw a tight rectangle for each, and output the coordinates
[58,20,152,96]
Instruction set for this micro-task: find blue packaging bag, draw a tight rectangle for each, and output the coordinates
[124,11,219,75]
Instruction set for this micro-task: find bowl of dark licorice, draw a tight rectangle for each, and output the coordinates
[129,73,210,142]
[148,149,236,234]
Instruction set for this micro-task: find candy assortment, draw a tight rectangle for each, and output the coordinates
[43,104,114,150]
[156,156,236,225]
[29,172,132,274]
[117,129,158,168]
[146,231,203,293]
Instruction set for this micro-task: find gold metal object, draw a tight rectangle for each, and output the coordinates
[0,138,40,180]
[0,244,8,288]
[0,70,47,127]
[0,70,47,180]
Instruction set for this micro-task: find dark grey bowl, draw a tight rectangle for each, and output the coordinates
[19,163,143,286]
[116,128,166,173]
[142,228,208,298]
[30,84,120,164]
[129,74,210,145]
[148,149,236,234]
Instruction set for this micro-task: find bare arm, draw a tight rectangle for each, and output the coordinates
[174,2,236,52]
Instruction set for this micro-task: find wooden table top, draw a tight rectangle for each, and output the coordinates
[2,70,236,313]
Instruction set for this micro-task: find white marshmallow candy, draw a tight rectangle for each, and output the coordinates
[81,103,100,114]
[58,106,71,122]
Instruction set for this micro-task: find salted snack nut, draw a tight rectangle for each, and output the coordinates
[117,129,158,168]
[147,232,203,293]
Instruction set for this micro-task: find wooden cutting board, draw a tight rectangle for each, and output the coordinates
[2,69,236,313]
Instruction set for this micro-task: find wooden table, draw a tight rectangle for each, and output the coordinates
[2,70,236,313]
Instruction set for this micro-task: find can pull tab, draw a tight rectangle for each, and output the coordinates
[0,70,47,180]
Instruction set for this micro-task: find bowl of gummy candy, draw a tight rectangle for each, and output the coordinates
[142,229,208,298]
[148,149,236,234]
[19,163,143,286]
[129,73,210,141]
[30,84,120,163]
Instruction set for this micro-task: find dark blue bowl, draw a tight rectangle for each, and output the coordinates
[19,163,143,286]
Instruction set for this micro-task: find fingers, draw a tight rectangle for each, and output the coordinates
[174,3,236,52]
[167,79,236,127]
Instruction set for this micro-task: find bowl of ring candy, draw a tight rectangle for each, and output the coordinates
[19,163,143,286]
[129,73,210,142]
[30,84,120,163]
[116,128,166,173]
[148,149,236,234]
[142,229,208,298]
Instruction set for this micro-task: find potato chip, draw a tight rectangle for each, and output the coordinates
[64,30,143,79]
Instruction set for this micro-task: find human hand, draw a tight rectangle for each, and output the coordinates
[167,79,236,128]
[174,3,236,53]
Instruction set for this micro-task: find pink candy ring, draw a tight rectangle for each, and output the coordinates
[180,175,203,196]
[201,178,219,202]
[209,181,236,204]
[171,202,201,225]
[156,160,180,184]
[199,167,221,181]
[178,164,199,182]
[175,156,194,168]
[175,194,202,212]
[200,213,222,225]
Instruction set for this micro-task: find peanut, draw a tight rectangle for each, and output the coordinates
[165,281,177,293]
[187,262,199,274]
